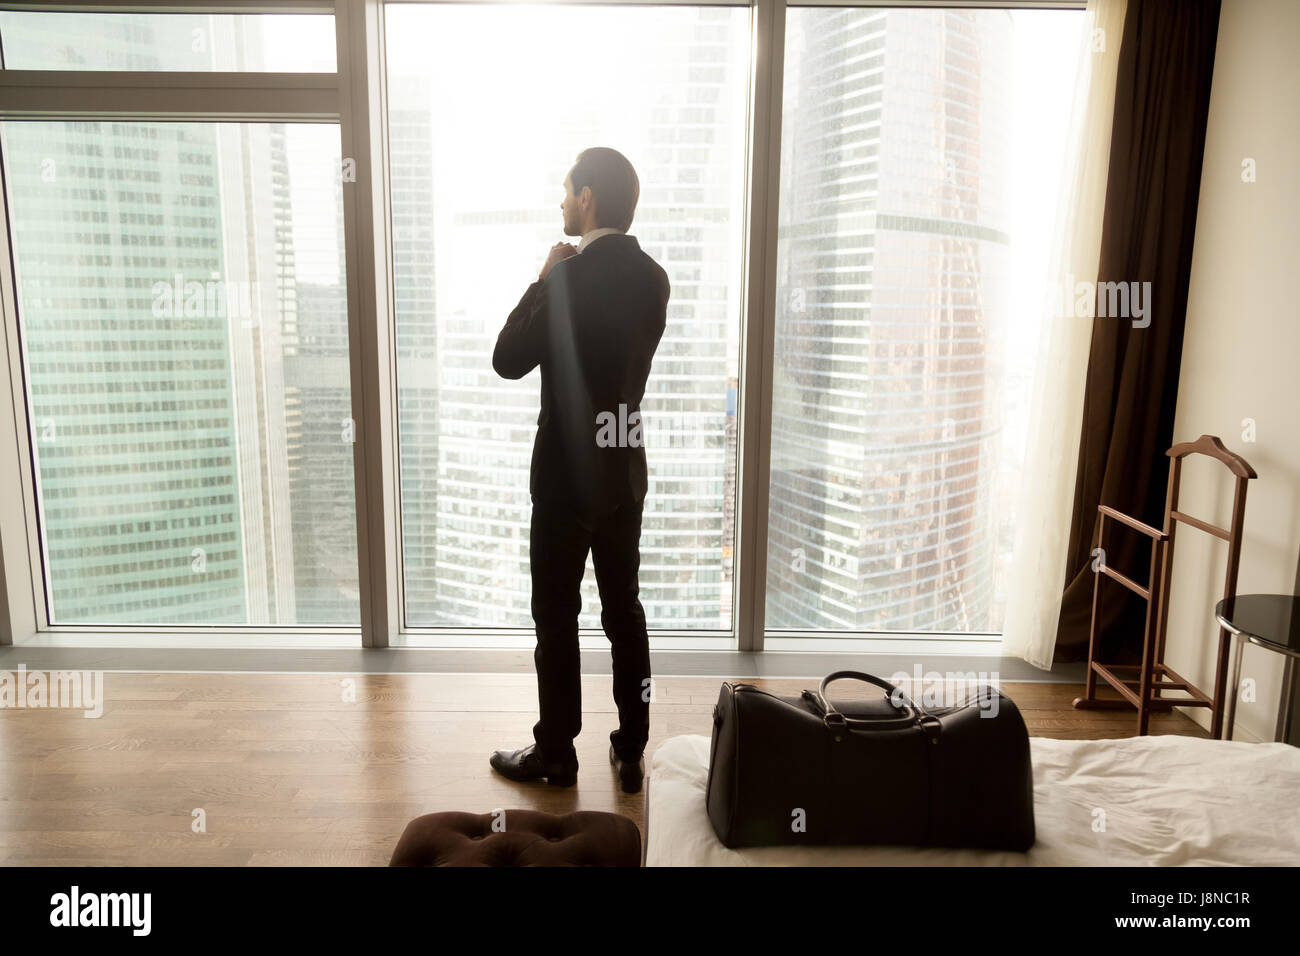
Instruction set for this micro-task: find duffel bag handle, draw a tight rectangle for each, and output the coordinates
[816,671,942,741]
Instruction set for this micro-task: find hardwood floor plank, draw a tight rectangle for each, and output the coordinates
[0,674,1208,866]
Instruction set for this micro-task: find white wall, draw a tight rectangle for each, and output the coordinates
[1164,0,1300,741]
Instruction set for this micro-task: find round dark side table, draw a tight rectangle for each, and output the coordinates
[1216,594,1300,742]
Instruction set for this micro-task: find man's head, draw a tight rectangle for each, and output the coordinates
[561,147,640,237]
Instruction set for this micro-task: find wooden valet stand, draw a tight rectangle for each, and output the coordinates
[1073,435,1256,736]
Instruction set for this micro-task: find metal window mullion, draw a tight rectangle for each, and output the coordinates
[0,70,339,120]
[0,2,335,14]
[732,0,784,653]
[335,0,398,649]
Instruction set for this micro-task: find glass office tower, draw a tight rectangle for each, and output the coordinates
[766,8,1012,633]
[1,14,357,624]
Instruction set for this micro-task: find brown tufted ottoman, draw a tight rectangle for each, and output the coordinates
[389,810,642,867]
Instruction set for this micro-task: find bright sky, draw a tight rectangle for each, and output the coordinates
[1008,9,1087,364]
[274,6,1086,339]
[262,14,343,286]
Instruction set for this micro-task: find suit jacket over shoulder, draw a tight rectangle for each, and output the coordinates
[492,233,670,519]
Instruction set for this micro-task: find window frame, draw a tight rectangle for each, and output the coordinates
[0,0,1085,651]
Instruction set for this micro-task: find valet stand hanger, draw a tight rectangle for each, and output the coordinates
[1072,435,1256,736]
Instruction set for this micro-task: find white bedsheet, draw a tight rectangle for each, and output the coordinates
[645,733,1300,866]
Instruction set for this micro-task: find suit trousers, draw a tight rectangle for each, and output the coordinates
[529,493,651,766]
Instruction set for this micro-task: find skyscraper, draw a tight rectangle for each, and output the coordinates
[766,8,1011,633]
[1,14,358,624]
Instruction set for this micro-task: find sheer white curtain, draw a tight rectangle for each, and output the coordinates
[1001,0,1129,669]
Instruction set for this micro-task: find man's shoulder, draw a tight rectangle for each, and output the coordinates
[571,240,665,275]
[642,253,670,296]
[565,238,669,300]
[627,245,668,284]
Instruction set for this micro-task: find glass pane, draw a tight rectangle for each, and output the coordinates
[767,7,1085,634]
[2,121,358,625]
[0,12,336,71]
[386,3,750,633]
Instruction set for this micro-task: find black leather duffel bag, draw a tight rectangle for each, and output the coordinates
[705,671,1035,850]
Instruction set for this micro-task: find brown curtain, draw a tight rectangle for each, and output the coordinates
[1055,0,1222,663]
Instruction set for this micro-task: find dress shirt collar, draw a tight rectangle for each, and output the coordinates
[577,226,625,253]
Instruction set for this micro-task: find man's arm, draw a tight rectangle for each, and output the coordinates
[492,277,549,380]
[492,243,577,380]
[656,267,671,336]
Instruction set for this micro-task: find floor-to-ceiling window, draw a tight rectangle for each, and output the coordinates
[0,1,1085,649]
[385,3,750,640]
[764,7,1083,643]
[0,12,358,627]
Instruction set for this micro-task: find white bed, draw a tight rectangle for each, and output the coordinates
[645,734,1300,866]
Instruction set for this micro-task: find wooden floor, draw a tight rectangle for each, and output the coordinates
[0,673,1208,866]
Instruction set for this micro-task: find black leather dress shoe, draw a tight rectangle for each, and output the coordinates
[489,743,578,787]
[609,744,645,794]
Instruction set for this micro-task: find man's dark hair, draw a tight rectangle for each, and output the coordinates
[569,147,640,231]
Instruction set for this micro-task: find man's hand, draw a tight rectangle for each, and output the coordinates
[540,242,578,281]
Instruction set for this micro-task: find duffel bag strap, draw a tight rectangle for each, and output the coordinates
[816,671,942,741]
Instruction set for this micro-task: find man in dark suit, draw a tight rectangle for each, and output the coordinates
[489,147,669,793]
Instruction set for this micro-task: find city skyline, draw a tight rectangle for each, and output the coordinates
[1,12,358,625]
[1,6,1083,636]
